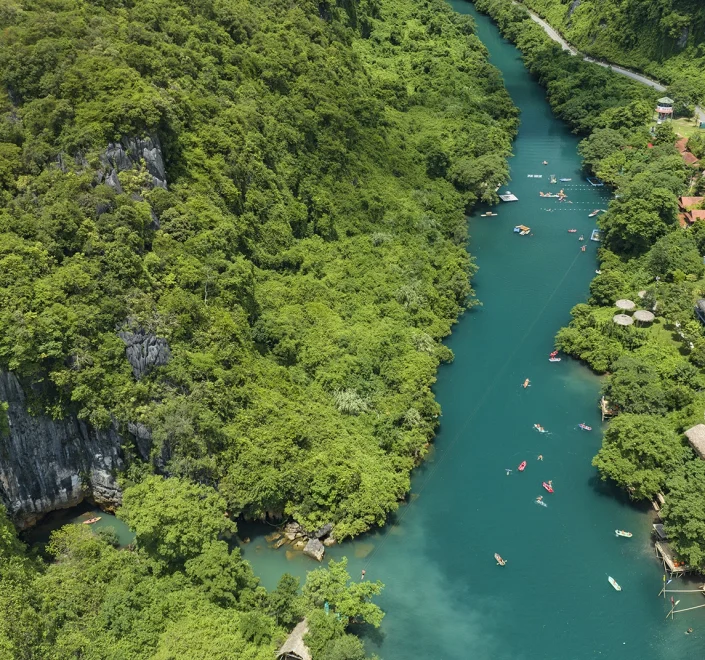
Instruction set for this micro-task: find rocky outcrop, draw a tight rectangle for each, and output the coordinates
[99,135,167,190]
[303,538,325,562]
[0,372,130,528]
[118,330,171,379]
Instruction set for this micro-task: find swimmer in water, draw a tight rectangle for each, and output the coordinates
[537,455,543,461]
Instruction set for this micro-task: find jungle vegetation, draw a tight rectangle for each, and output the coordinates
[520,0,705,111]
[475,0,705,568]
[0,0,518,542]
[0,486,384,659]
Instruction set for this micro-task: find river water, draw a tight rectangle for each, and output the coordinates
[241,3,703,657]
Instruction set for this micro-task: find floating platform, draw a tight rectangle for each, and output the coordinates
[590,229,602,242]
[499,192,519,202]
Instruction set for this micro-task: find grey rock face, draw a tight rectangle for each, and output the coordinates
[118,330,171,379]
[0,372,126,528]
[101,135,167,189]
[303,538,325,562]
[310,522,333,539]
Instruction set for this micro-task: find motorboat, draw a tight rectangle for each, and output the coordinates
[608,576,622,591]
[518,461,527,472]
[523,379,531,388]
[615,530,633,538]
[542,482,554,493]
[534,424,546,433]
[578,423,592,431]
[83,517,102,525]
[495,553,507,566]
[549,357,561,362]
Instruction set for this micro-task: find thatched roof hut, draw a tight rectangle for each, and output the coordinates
[277,620,312,660]
[685,424,705,460]
[615,299,636,311]
[633,309,655,323]
[612,314,634,326]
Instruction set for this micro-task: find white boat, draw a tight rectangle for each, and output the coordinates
[608,576,622,591]
[500,192,519,202]
[615,530,632,538]
[548,357,561,362]
[559,178,571,182]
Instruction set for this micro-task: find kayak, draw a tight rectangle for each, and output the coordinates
[608,576,622,591]
[615,530,633,538]
[83,517,101,525]
[542,482,554,493]
[578,423,592,431]
[518,461,527,472]
[495,553,506,566]
[549,358,561,362]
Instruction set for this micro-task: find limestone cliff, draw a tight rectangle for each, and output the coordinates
[0,372,128,528]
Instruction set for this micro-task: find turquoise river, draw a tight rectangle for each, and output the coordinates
[241,4,703,657]
[36,2,701,658]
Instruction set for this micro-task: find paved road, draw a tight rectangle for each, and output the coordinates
[520,5,667,92]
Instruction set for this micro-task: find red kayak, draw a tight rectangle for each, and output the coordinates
[518,461,527,472]
[542,482,554,493]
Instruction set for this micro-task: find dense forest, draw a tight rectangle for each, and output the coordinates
[475,0,705,568]
[0,0,520,656]
[0,0,517,538]
[519,0,705,109]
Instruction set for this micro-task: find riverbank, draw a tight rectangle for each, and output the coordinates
[473,0,705,575]
[241,3,703,656]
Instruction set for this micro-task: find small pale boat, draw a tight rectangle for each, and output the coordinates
[542,482,554,493]
[83,517,102,525]
[542,161,548,165]
[495,553,506,566]
[588,209,600,217]
[578,423,592,431]
[518,461,527,472]
[534,424,546,433]
[559,178,571,182]
[595,270,602,274]
[608,576,622,591]
[567,229,577,233]
[549,357,561,362]
[523,379,531,388]
[615,530,632,538]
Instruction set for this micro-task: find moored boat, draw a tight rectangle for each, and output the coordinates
[548,357,561,362]
[518,461,527,472]
[608,576,622,591]
[495,553,506,566]
[615,530,633,538]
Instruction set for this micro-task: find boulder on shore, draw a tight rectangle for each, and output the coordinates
[323,536,337,547]
[303,538,325,562]
[311,522,334,539]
